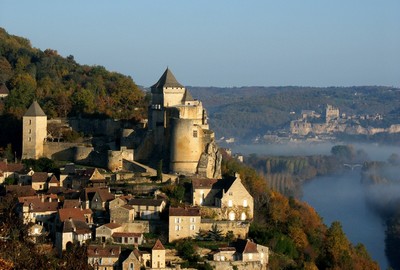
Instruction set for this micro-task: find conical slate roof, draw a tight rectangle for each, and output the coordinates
[151,68,183,89]
[24,101,46,117]
[183,89,194,102]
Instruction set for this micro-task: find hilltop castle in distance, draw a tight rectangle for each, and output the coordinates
[21,68,222,179]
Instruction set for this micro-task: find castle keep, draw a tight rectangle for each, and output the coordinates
[147,68,221,178]
[21,69,221,179]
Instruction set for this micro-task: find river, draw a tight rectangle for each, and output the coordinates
[232,142,399,269]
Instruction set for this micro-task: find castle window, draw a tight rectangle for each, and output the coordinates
[29,119,32,125]
[175,225,180,231]
[29,129,31,134]
[190,224,196,231]
[28,137,32,142]
[193,130,198,138]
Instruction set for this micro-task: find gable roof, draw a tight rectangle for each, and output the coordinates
[103,223,122,230]
[49,175,59,184]
[0,161,24,173]
[6,185,36,196]
[32,172,48,183]
[62,199,81,209]
[0,84,9,95]
[87,245,121,258]
[128,198,165,207]
[24,101,46,117]
[63,219,91,234]
[169,207,201,217]
[151,68,183,89]
[58,208,92,222]
[232,239,258,254]
[191,178,219,189]
[152,239,165,250]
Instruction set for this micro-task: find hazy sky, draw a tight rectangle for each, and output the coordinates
[1,1,399,87]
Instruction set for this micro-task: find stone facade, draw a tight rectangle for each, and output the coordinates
[168,207,201,242]
[147,68,222,178]
[22,101,47,159]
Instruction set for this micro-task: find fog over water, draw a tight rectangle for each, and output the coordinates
[302,171,388,269]
[232,142,400,270]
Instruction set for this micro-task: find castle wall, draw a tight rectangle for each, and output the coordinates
[107,147,134,172]
[162,87,185,107]
[170,118,203,175]
[22,115,47,159]
[200,220,250,239]
[68,117,121,137]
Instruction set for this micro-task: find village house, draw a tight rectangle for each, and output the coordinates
[5,184,36,197]
[168,207,201,242]
[109,195,133,209]
[211,239,269,269]
[96,222,144,246]
[80,187,114,211]
[87,244,121,270]
[56,217,92,253]
[121,249,142,270]
[192,173,254,221]
[128,198,166,220]
[18,194,59,225]
[110,204,135,224]
[31,172,50,191]
[0,160,24,184]
[151,239,166,269]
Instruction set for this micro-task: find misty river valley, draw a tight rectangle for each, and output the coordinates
[233,142,400,270]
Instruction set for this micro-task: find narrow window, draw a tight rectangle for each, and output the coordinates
[193,130,198,138]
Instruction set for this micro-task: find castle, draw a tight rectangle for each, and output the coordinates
[21,68,221,179]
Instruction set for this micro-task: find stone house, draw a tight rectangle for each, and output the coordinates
[58,207,93,224]
[110,205,135,224]
[18,194,59,225]
[56,218,92,253]
[48,174,60,188]
[96,223,144,246]
[6,184,36,197]
[151,239,166,269]
[72,168,107,189]
[168,207,201,242]
[87,244,121,270]
[109,195,133,210]
[211,239,269,268]
[81,187,114,211]
[121,249,141,270]
[0,161,25,184]
[31,172,49,191]
[128,198,166,220]
[191,173,254,221]
[215,173,253,221]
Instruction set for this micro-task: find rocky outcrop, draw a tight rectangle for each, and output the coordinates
[197,141,222,179]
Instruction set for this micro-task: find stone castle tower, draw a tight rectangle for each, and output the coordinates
[151,239,166,269]
[148,68,221,178]
[22,101,47,159]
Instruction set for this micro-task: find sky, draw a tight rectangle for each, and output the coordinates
[1,0,399,87]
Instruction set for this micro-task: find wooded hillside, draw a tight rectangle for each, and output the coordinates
[0,27,147,120]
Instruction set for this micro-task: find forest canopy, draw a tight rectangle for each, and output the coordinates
[0,27,147,120]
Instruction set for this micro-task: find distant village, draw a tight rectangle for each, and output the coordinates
[251,104,400,144]
[0,69,268,270]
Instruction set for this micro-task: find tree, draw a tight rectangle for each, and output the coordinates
[157,159,163,181]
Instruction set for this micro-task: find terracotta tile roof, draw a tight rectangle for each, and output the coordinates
[104,223,122,230]
[32,172,48,183]
[191,178,219,189]
[49,175,59,183]
[112,232,142,238]
[87,245,121,258]
[169,207,201,217]
[97,189,115,202]
[58,208,92,222]
[27,201,59,213]
[46,187,66,194]
[63,219,91,234]
[62,199,81,209]
[152,239,165,250]
[6,185,36,196]
[0,162,24,173]
[232,239,258,254]
[18,194,57,204]
[128,198,165,207]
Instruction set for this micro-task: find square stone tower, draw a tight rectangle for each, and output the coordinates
[22,101,47,159]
